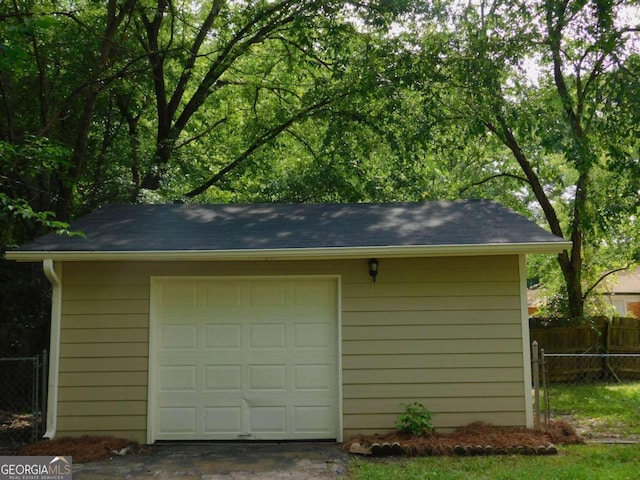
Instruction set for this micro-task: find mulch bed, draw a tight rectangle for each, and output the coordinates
[1,420,583,462]
[344,420,584,457]
[11,436,144,463]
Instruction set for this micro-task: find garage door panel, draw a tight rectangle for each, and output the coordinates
[295,406,334,433]
[249,283,286,307]
[158,407,197,434]
[294,364,332,390]
[250,407,286,433]
[294,283,336,308]
[152,277,338,441]
[157,355,200,365]
[204,365,242,391]
[204,407,242,433]
[204,284,242,309]
[158,366,197,392]
[159,284,198,314]
[204,324,242,349]
[248,365,286,390]
[294,323,332,348]
[160,324,197,349]
[248,324,286,349]
[160,315,207,324]
[157,391,201,405]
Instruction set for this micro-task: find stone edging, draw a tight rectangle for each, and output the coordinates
[349,441,559,456]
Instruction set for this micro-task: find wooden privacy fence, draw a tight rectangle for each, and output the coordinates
[607,317,640,353]
[530,317,640,382]
[530,317,640,353]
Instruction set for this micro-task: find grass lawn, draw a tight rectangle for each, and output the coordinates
[546,382,640,437]
[348,444,640,480]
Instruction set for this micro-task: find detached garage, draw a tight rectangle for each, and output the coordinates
[7,201,569,444]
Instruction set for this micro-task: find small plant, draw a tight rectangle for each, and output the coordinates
[396,402,434,436]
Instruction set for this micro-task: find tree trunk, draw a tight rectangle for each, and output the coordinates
[56,86,100,221]
[557,252,584,319]
[489,117,586,320]
[138,0,299,190]
[544,0,593,320]
[54,0,135,219]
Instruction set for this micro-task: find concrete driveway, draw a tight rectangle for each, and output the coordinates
[72,442,349,480]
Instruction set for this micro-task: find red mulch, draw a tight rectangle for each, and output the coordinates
[17,436,144,463]
[344,420,584,456]
[1,421,583,462]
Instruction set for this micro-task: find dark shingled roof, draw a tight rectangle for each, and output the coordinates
[9,201,568,259]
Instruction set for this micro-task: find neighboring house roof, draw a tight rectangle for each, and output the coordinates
[6,200,570,261]
[528,267,640,311]
[603,267,640,295]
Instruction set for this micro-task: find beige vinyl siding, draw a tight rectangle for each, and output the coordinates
[58,262,150,443]
[57,255,526,442]
[341,255,525,437]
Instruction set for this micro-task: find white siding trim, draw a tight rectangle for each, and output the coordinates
[336,277,344,442]
[519,255,534,428]
[146,278,159,444]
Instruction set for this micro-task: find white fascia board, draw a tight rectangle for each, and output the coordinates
[6,241,571,262]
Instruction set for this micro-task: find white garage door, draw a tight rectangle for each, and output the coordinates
[149,277,339,441]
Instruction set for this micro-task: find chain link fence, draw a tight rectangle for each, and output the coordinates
[0,351,47,449]
[532,342,640,436]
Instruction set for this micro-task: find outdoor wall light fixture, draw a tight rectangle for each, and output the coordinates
[368,258,379,283]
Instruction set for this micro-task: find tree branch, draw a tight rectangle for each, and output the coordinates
[174,117,227,150]
[167,0,224,119]
[272,34,334,68]
[545,0,582,137]
[181,97,333,198]
[582,264,631,301]
[459,172,530,194]
[172,4,298,136]
[284,127,320,163]
[487,116,566,239]
[37,52,151,136]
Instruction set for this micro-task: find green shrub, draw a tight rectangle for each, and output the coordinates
[396,402,434,436]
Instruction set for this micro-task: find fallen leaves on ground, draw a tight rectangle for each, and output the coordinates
[0,411,33,431]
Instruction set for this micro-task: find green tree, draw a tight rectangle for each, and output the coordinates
[407,0,640,319]
[1,0,420,225]
[0,0,422,355]
[1,0,138,222]
[131,0,421,201]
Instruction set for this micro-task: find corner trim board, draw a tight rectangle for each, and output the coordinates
[519,254,534,428]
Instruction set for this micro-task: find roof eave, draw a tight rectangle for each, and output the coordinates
[5,241,571,262]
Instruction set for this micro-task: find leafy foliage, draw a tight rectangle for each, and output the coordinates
[396,402,434,436]
[0,259,51,356]
[0,0,638,349]
[397,0,640,320]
